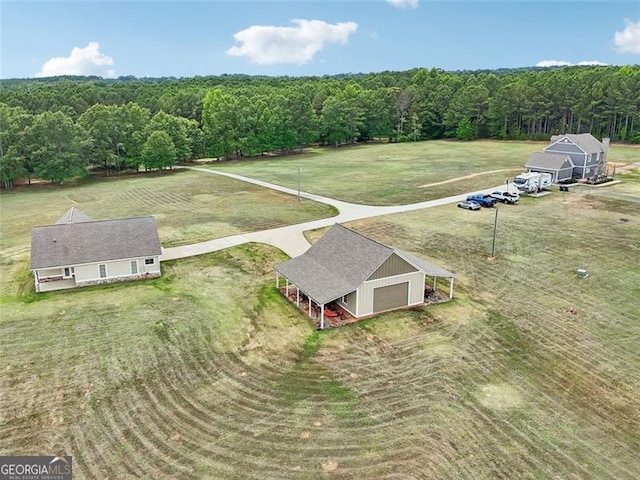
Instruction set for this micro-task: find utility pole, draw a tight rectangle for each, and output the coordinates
[297,166,302,202]
[491,208,499,258]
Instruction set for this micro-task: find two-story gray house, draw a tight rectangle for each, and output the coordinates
[542,133,609,180]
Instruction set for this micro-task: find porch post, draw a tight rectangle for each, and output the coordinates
[433,276,437,290]
[275,272,279,288]
[321,304,325,330]
[308,299,312,317]
[449,278,454,299]
[286,279,289,297]
[296,287,300,307]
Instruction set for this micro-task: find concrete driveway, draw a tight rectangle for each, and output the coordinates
[160,167,505,260]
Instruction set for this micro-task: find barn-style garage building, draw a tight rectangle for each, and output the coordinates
[274,224,455,328]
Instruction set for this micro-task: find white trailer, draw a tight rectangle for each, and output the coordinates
[513,172,552,193]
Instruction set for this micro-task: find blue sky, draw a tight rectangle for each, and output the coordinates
[1,1,638,79]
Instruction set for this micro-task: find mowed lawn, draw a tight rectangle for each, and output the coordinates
[0,170,335,296]
[1,170,638,478]
[207,140,640,205]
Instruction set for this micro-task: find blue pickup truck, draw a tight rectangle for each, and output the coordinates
[466,194,497,208]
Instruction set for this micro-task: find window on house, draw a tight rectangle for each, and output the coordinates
[342,295,348,305]
[144,258,155,265]
[130,260,138,274]
[63,267,71,278]
[99,264,107,278]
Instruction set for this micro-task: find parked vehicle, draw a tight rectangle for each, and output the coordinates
[457,200,481,210]
[513,172,553,193]
[490,190,520,204]
[466,194,497,208]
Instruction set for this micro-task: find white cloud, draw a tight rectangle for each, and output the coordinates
[227,19,358,65]
[536,60,572,67]
[387,0,419,9]
[576,60,608,66]
[613,19,640,54]
[36,42,116,78]
[536,60,608,67]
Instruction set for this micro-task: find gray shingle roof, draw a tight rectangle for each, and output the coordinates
[55,207,94,224]
[526,153,574,171]
[31,215,161,269]
[549,133,603,154]
[394,249,457,278]
[274,224,454,305]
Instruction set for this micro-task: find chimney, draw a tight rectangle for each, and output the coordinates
[600,138,610,176]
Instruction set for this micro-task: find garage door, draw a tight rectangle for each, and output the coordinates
[373,282,409,313]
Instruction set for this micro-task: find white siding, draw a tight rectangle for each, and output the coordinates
[75,263,100,282]
[107,260,131,278]
[356,271,425,316]
[75,256,160,283]
[335,290,357,316]
[141,256,161,274]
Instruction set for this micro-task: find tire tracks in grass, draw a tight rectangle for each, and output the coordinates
[418,168,522,189]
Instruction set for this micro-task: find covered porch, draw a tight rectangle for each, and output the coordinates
[36,277,77,292]
[424,272,455,303]
[276,276,355,329]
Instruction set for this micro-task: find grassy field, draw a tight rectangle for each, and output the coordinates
[0,170,335,297]
[207,140,640,205]
[1,146,639,478]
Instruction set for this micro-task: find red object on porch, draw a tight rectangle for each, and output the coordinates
[324,307,339,318]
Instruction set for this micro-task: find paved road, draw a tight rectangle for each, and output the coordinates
[161,167,505,260]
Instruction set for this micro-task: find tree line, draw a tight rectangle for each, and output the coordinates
[0,65,638,188]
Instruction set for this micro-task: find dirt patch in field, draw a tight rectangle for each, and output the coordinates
[321,460,338,472]
[474,383,525,411]
[611,161,640,173]
[418,168,521,189]
[560,195,605,210]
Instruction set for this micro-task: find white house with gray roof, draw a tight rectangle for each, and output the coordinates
[542,133,609,179]
[274,224,455,328]
[30,208,162,292]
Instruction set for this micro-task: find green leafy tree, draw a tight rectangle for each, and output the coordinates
[320,95,351,146]
[394,88,413,142]
[284,89,317,151]
[119,102,150,170]
[142,130,176,170]
[202,88,238,159]
[181,117,205,159]
[321,87,364,146]
[24,111,90,183]
[358,89,394,141]
[0,147,26,190]
[78,104,122,173]
[0,103,31,185]
[447,84,489,137]
[456,117,476,140]
[235,94,264,157]
[264,96,293,153]
[148,111,191,161]
[410,112,422,143]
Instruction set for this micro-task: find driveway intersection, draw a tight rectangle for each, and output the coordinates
[160,167,505,260]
